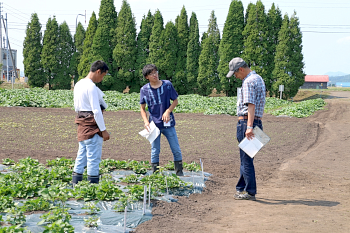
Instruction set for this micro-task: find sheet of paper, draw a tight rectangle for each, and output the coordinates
[239,137,264,158]
[139,121,160,144]
[238,126,270,158]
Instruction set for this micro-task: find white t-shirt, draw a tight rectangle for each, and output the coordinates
[74,78,107,131]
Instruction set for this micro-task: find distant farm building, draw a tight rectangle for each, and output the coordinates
[335,82,350,87]
[300,75,329,89]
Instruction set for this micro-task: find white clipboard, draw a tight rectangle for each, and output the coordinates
[139,121,160,144]
[238,126,270,158]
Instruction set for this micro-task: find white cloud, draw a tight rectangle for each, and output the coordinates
[337,36,350,44]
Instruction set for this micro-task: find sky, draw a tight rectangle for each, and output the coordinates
[2,0,350,76]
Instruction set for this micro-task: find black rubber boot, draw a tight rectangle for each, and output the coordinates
[72,172,83,185]
[88,175,100,184]
[174,161,184,176]
[151,162,159,174]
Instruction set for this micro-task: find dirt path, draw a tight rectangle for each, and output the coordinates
[229,97,350,233]
[133,93,350,233]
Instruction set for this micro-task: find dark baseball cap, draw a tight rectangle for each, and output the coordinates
[226,57,247,78]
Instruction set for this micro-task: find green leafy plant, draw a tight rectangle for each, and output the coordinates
[0,225,32,233]
[2,158,15,165]
[95,180,124,201]
[114,160,129,169]
[140,173,189,191]
[5,207,26,226]
[99,158,118,171]
[164,161,175,170]
[18,157,39,167]
[271,98,325,118]
[82,201,100,215]
[132,164,148,174]
[0,196,15,212]
[46,157,74,168]
[100,173,113,181]
[38,182,71,204]
[42,219,74,233]
[47,166,72,183]
[20,197,52,212]
[184,161,201,172]
[130,161,151,174]
[120,174,140,184]
[126,184,146,200]
[71,181,97,201]
[38,206,71,225]
[84,216,99,228]
[113,194,137,212]
[99,166,110,174]
[10,181,41,199]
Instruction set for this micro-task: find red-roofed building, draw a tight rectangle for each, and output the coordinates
[300,75,329,89]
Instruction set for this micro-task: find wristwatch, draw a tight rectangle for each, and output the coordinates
[247,126,253,129]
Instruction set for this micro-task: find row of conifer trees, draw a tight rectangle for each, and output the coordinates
[23,0,304,99]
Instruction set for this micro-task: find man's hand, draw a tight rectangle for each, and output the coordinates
[101,130,110,141]
[245,128,254,140]
[140,104,151,131]
[144,121,150,132]
[162,109,171,123]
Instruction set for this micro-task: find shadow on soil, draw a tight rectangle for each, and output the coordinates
[294,93,328,101]
[256,198,339,207]
[325,95,349,99]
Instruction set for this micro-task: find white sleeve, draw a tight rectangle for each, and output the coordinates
[87,85,106,131]
[97,87,108,110]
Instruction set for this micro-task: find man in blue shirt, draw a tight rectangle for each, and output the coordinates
[226,57,266,201]
[140,64,184,176]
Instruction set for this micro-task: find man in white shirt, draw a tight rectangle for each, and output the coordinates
[72,60,110,184]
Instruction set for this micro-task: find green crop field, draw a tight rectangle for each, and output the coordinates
[0,88,326,118]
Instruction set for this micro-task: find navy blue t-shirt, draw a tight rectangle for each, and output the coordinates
[140,80,178,129]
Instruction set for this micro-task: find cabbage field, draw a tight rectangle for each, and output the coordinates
[0,88,326,118]
[0,157,204,232]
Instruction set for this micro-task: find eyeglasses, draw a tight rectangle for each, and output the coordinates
[149,71,158,76]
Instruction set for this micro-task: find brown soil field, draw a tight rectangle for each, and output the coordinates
[0,91,349,232]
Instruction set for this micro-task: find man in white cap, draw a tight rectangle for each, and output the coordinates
[227,57,266,201]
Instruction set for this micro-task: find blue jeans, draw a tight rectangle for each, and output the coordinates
[236,119,263,196]
[73,134,103,176]
[151,126,182,163]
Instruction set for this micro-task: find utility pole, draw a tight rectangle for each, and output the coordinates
[1,13,18,88]
[6,13,8,83]
[75,10,86,35]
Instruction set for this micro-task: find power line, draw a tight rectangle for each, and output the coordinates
[301,24,350,27]
[8,36,22,43]
[8,27,26,31]
[8,41,22,48]
[302,27,350,29]
[2,12,28,24]
[2,4,30,23]
[302,31,350,33]
[2,3,31,17]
